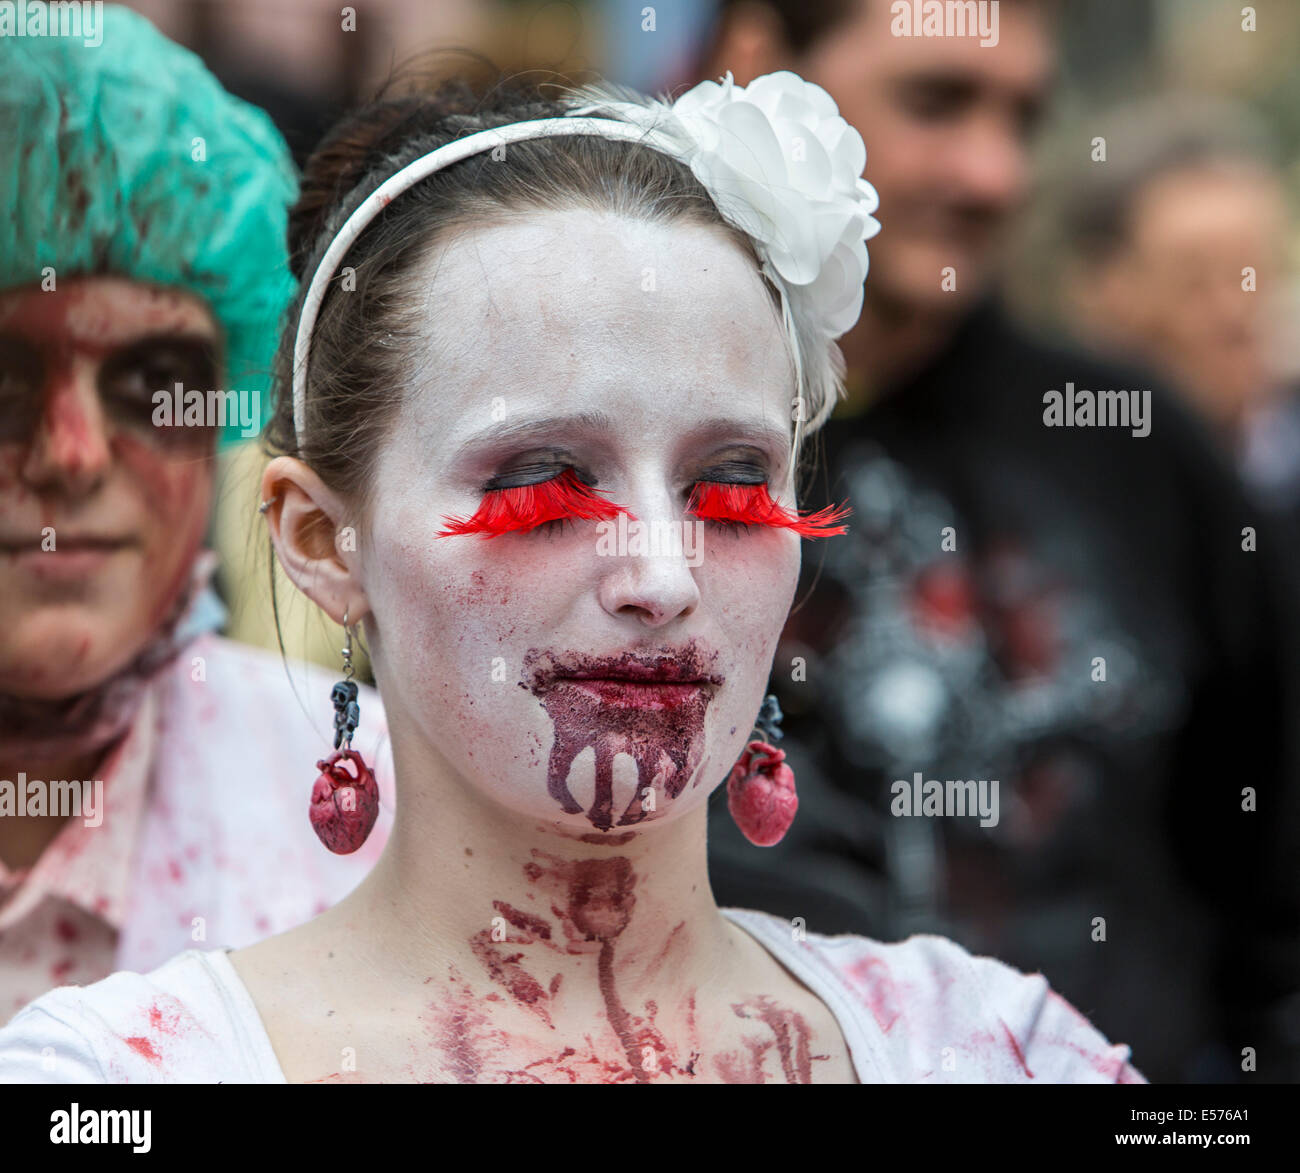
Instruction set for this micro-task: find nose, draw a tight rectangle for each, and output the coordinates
[20,359,113,496]
[596,483,701,628]
[949,112,1028,212]
[1206,270,1258,336]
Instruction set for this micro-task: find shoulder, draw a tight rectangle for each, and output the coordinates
[0,950,276,1084]
[726,909,1145,1083]
[824,928,1145,1083]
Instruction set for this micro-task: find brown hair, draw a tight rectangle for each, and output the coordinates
[265,63,788,511]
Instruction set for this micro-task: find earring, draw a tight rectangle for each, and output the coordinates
[309,608,380,854]
[726,694,798,847]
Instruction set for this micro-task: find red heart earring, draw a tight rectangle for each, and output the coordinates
[727,695,798,846]
[309,608,380,854]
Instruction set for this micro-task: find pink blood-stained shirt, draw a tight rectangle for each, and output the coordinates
[0,907,1145,1083]
[0,633,394,1025]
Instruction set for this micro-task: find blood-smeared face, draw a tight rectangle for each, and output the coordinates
[0,277,220,700]
[361,210,802,834]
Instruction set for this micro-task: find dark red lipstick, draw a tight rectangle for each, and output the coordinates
[528,646,725,687]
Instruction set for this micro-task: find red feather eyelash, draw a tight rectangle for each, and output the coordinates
[687,481,852,538]
[436,467,633,539]
[437,469,852,539]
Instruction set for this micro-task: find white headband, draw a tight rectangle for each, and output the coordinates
[291,72,882,457]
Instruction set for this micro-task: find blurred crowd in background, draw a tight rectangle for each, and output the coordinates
[5,0,1299,1084]
[125,0,1300,653]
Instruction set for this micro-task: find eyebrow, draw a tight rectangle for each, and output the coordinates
[897,68,1055,110]
[451,411,618,462]
[451,412,793,463]
[106,332,222,361]
[0,330,224,387]
[687,416,793,456]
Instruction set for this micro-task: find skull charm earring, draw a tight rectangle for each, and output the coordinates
[308,607,380,854]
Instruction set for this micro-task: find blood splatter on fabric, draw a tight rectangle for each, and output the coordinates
[847,955,903,1034]
[123,1035,160,1063]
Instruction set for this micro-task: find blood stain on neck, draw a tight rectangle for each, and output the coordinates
[716,996,816,1084]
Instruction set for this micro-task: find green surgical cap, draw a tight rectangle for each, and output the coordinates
[0,3,298,446]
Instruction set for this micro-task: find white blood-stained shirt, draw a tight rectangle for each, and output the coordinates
[0,633,394,1023]
[0,907,1145,1083]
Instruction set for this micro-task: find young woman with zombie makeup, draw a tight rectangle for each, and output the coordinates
[0,67,1143,1083]
[0,6,392,1021]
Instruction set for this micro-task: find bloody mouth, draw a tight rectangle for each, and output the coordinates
[523,643,725,831]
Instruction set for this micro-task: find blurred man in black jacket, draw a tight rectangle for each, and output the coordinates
[698,0,1300,1083]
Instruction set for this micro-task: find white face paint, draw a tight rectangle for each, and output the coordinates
[360,208,802,833]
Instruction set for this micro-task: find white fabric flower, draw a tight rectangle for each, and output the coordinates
[567,70,882,340]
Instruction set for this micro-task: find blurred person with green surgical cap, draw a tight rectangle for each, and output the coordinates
[0,3,393,1022]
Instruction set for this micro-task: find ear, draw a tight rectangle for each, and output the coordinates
[260,455,369,625]
[699,1,791,86]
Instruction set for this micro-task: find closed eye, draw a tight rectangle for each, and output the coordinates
[688,481,852,538]
[436,466,629,539]
[435,467,852,540]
